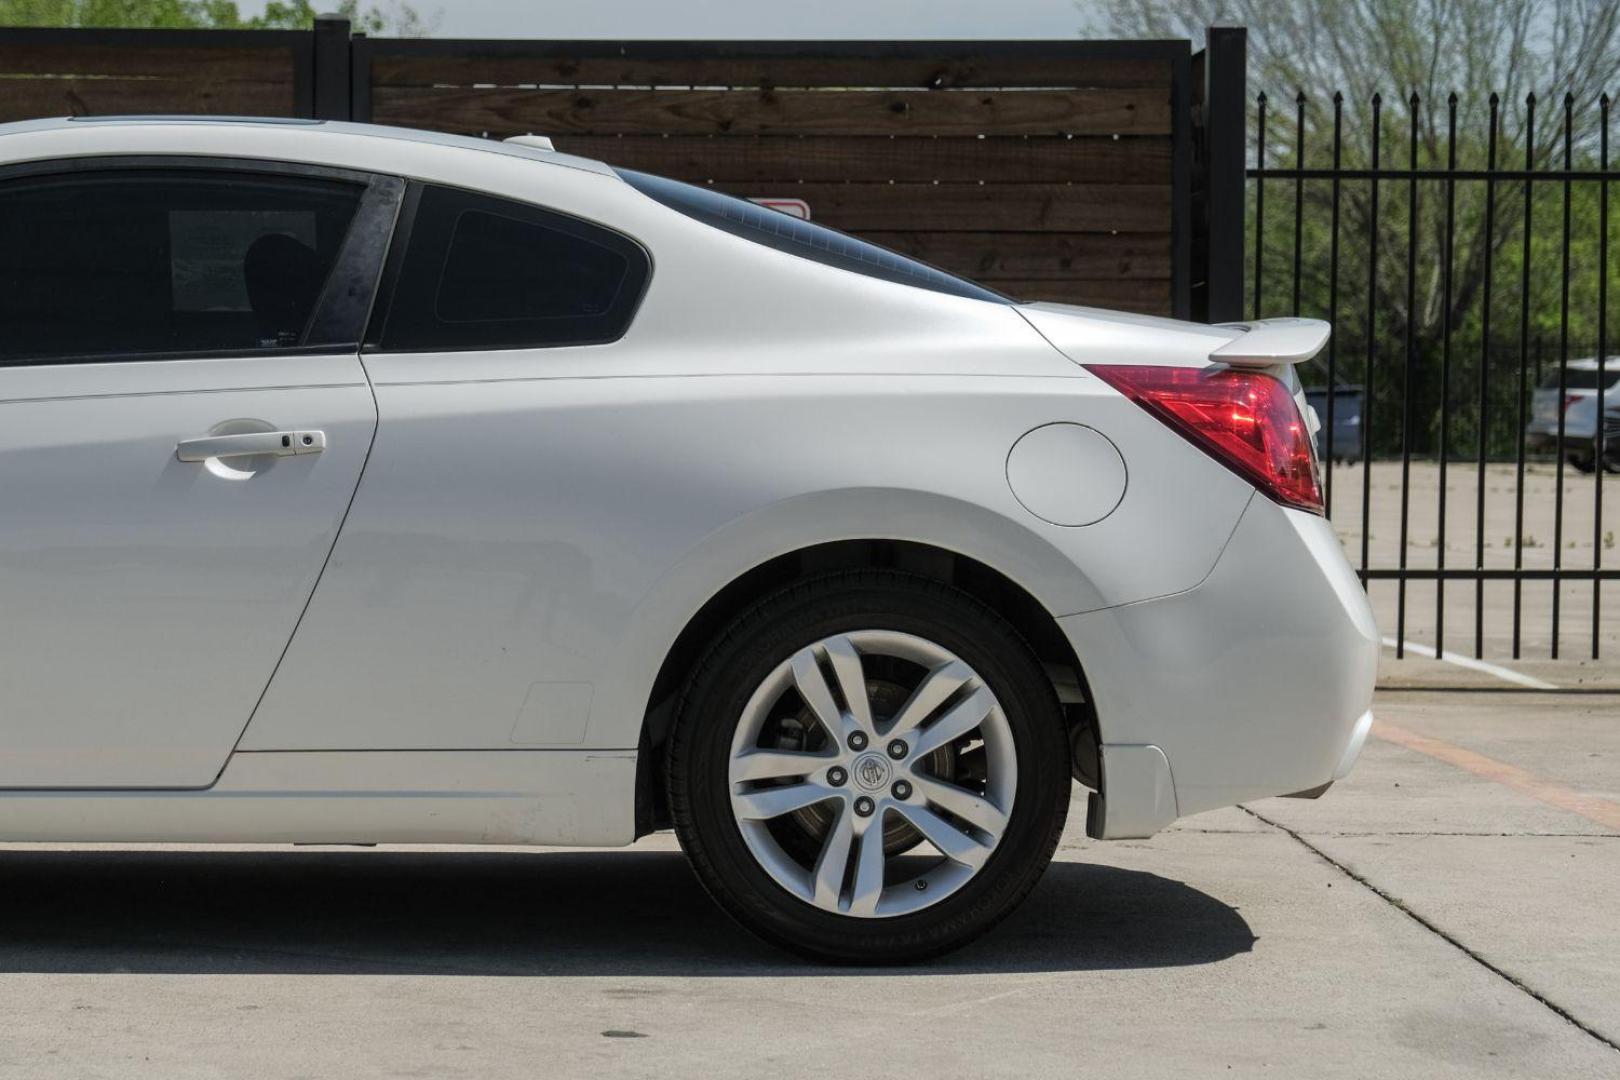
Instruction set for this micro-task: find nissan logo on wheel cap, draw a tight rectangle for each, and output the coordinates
[852,753,892,792]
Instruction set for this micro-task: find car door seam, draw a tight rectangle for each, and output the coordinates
[210,356,383,787]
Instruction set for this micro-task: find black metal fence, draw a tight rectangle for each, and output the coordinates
[1250,89,1619,661]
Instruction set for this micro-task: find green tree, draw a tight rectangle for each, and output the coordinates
[0,0,436,33]
[251,1,435,35]
[1092,0,1620,458]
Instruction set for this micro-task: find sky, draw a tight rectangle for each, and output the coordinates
[237,0,1100,39]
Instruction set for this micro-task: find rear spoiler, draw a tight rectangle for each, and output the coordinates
[1209,318,1330,368]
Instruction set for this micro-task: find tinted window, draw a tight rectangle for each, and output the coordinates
[377,185,649,351]
[0,170,362,363]
[614,168,1006,304]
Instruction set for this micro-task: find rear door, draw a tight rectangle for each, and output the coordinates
[0,161,399,788]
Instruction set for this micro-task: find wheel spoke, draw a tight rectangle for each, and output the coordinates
[732,782,837,821]
[914,775,1008,839]
[909,686,994,760]
[790,643,860,744]
[885,659,974,740]
[821,635,874,734]
[730,748,834,783]
[847,822,888,916]
[895,803,994,870]
[811,803,856,909]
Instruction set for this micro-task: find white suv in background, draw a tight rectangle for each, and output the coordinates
[1528,357,1620,472]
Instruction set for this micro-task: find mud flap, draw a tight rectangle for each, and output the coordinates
[1086,743,1179,840]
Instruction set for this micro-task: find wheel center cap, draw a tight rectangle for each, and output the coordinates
[851,752,892,792]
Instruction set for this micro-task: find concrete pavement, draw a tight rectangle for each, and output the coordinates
[1330,460,1620,670]
[0,678,1616,1078]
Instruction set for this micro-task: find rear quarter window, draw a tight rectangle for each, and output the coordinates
[376,184,650,352]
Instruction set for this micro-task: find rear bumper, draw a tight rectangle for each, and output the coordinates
[1526,431,1595,456]
[1333,708,1374,779]
[1061,493,1379,838]
[1279,707,1372,800]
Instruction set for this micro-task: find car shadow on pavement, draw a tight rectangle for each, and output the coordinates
[0,849,1254,975]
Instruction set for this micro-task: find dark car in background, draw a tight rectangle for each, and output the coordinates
[1305,386,1364,463]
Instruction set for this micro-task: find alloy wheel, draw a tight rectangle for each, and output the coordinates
[726,630,1017,918]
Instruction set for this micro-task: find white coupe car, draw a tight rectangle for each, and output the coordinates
[0,117,1377,962]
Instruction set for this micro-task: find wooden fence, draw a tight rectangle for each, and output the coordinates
[0,20,1248,320]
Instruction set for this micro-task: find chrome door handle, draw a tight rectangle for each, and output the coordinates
[175,430,326,462]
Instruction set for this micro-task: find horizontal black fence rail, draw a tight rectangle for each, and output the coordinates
[1251,89,1620,661]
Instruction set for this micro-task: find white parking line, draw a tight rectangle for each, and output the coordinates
[1381,636,1558,690]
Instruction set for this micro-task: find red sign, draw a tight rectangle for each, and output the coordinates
[748,197,812,221]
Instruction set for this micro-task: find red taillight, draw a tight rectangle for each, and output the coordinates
[1563,393,1583,413]
[1085,363,1324,515]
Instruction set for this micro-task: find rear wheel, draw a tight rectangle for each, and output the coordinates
[666,571,1070,963]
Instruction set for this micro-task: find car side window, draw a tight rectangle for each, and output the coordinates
[0,169,365,364]
[375,184,650,352]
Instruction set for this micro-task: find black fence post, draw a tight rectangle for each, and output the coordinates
[312,13,353,121]
[1202,26,1247,323]
[350,33,372,123]
[1171,44,1193,320]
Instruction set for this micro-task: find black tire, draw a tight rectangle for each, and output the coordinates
[1571,454,1597,475]
[666,570,1071,964]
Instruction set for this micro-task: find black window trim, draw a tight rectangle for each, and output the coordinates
[362,179,422,350]
[363,179,654,354]
[614,167,1008,305]
[0,154,403,368]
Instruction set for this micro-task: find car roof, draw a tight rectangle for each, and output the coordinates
[0,115,618,177]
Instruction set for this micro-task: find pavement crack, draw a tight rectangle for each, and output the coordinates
[1240,804,1620,1056]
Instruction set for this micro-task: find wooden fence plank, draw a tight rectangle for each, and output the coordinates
[0,77,296,121]
[368,53,1173,91]
[0,42,293,81]
[722,182,1169,232]
[371,86,1171,137]
[854,231,1172,280]
[549,134,1172,184]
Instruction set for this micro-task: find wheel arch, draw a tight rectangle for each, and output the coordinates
[633,537,1100,837]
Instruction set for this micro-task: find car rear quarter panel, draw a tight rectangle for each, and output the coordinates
[1060,496,1379,815]
[241,362,1253,753]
